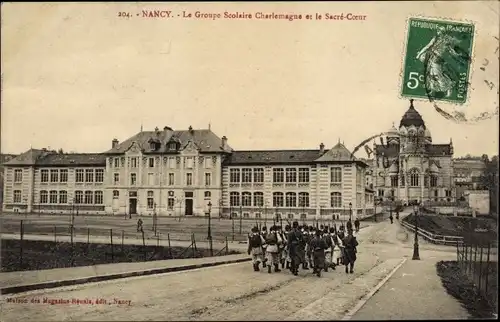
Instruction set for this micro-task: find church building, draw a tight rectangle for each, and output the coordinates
[371,100,455,204]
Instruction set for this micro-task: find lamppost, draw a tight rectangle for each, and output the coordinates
[207,201,213,256]
[349,202,352,222]
[412,202,420,260]
[153,202,157,236]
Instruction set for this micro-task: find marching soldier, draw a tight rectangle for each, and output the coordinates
[287,221,303,276]
[277,225,287,269]
[261,226,268,266]
[309,230,328,277]
[247,226,266,271]
[342,229,359,274]
[302,226,311,270]
[323,227,334,272]
[265,226,281,273]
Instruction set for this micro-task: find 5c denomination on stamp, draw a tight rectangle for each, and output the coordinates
[401,17,475,105]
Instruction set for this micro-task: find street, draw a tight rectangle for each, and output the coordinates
[0,210,468,321]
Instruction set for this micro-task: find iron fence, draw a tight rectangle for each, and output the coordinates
[457,240,498,313]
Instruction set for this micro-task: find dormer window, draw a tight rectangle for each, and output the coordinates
[169,142,177,150]
[150,142,156,150]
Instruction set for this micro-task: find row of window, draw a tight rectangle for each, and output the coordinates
[113,172,212,186]
[230,212,309,219]
[228,167,343,184]
[12,190,105,204]
[389,174,439,187]
[228,191,344,208]
[110,156,215,169]
[35,169,104,183]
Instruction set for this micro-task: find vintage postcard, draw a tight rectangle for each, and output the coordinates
[1,2,498,321]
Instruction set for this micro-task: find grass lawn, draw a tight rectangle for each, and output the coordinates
[1,239,240,272]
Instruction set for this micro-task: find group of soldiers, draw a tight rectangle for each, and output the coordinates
[247,218,360,277]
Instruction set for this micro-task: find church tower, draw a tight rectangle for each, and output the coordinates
[398,99,428,203]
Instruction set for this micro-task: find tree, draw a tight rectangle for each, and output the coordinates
[479,155,499,215]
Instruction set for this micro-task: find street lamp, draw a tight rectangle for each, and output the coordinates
[349,202,352,222]
[207,201,213,256]
[412,202,420,260]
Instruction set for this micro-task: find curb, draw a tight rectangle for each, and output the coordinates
[1,257,251,295]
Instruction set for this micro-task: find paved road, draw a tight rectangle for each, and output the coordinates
[0,211,443,321]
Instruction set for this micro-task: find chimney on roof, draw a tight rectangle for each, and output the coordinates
[319,143,325,155]
[163,126,173,138]
[112,138,119,149]
[221,136,228,150]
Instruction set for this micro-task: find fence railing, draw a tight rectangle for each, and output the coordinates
[457,241,498,313]
[400,220,465,246]
[400,218,498,248]
[5,220,234,272]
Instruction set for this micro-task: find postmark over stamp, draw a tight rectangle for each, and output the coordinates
[401,17,475,105]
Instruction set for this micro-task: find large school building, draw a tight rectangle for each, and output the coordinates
[2,126,374,220]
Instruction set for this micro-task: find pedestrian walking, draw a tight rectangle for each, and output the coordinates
[278,226,287,269]
[389,214,394,224]
[302,226,311,270]
[342,229,359,274]
[137,218,143,232]
[309,230,328,277]
[247,226,266,272]
[354,218,360,233]
[332,228,343,266]
[261,226,268,266]
[346,219,353,232]
[287,221,304,276]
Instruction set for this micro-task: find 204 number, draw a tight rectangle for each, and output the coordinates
[118,12,131,18]
[406,72,425,89]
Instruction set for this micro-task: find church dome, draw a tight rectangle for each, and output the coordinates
[387,123,398,137]
[399,99,426,129]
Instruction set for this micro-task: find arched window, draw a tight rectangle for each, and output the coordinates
[253,192,264,207]
[331,192,342,208]
[285,192,297,207]
[242,192,252,206]
[113,190,119,199]
[75,190,83,204]
[230,192,240,207]
[204,191,211,198]
[410,169,420,187]
[273,192,284,207]
[298,192,309,208]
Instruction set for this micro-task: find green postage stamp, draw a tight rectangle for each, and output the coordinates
[401,17,475,104]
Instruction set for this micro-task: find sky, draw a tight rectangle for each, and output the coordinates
[1,2,499,158]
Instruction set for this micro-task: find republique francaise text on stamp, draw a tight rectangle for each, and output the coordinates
[401,17,475,105]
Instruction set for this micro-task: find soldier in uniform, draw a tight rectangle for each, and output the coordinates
[309,230,328,277]
[277,225,287,269]
[265,226,281,273]
[301,226,311,270]
[342,229,359,274]
[287,221,303,276]
[247,226,266,271]
[323,227,334,272]
[261,226,268,266]
[283,225,292,269]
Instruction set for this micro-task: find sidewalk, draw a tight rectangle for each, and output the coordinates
[0,252,250,295]
[349,250,470,320]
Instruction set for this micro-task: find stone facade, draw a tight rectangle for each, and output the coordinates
[369,100,455,204]
[2,127,373,219]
